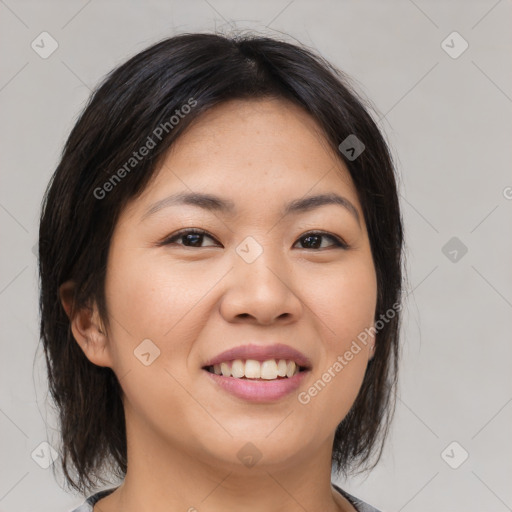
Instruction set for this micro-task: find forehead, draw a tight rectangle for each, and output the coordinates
[163,97,340,173]
[128,98,360,220]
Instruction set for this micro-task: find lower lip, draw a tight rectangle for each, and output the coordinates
[203,369,309,402]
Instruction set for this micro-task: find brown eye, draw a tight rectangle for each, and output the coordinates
[161,229,220,248]
[295,231,348,250]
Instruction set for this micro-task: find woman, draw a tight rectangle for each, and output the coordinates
[38,32,404,512]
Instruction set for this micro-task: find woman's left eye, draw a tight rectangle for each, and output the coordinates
[159,229,347,250]
[293,231,348,250]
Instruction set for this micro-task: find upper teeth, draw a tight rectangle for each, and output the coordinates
[211,359,300,379]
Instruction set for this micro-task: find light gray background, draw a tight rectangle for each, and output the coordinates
[1,1,511,511]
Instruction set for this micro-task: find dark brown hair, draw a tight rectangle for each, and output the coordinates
[38,31,404,494]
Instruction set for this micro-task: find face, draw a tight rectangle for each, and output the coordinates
[76,98,378,471]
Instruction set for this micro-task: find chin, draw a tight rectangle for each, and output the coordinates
[199,433,308,471]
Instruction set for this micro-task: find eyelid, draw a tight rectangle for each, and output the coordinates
[157,228,217,247]
[296,230,349,249]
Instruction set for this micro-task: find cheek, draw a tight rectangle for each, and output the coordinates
[102,252,205,431]
[299,257,376,420]
[309,255,377,347]
[104,249,212,341]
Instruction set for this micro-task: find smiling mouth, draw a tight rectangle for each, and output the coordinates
[203,359,308,380]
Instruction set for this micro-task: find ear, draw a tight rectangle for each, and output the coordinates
[59,280,114,368]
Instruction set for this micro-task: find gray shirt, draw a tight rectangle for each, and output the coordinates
[69,484,382,512]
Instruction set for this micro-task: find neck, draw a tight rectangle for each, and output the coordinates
[99,407,354,512]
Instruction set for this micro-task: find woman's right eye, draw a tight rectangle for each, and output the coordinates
[160,228,220,248]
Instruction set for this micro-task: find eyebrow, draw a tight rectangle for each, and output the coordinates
[141,191,361,226]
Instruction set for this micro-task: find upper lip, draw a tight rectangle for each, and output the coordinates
[202,343,312,369]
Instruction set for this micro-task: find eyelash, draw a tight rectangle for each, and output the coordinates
[159,228,349,250]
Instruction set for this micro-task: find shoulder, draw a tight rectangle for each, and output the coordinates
[69,488,118,512]
[332,483,383,512]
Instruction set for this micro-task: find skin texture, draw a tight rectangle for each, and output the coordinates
[60,98,378,512]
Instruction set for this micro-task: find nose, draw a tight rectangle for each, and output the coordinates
[219,246,303,326]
